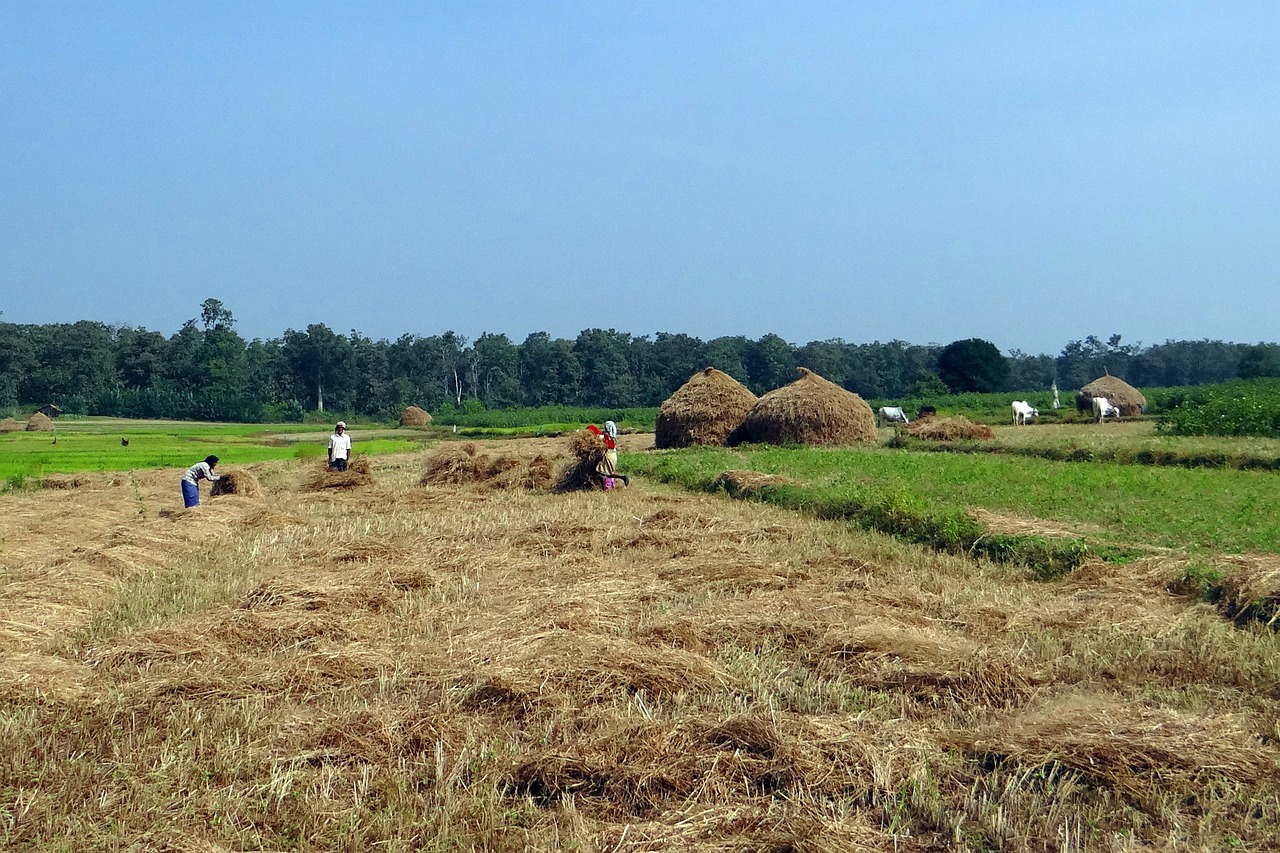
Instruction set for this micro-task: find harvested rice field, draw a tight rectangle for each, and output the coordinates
[2,435,1278,851]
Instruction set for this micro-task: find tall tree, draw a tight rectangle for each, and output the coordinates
[281,324,354,412]
[471,332,521,408]
[937,338,1010,394]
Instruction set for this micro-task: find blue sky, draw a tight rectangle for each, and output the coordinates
[2,3,1277,355]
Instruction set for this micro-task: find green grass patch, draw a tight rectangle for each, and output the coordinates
[625,444,1280,558]
[0,418,418,480]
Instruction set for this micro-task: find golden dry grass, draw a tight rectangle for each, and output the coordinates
[905,415,995,441]
[302,457,373,491]
[1,443,1277,850]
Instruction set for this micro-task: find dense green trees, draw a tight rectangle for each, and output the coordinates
[0,302,1270,421]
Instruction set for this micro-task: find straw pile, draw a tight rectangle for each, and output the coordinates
[0,416,21,433]
[905,415,995,441]
[26,412,54,432]
[727,368,877,446]
[210,469,263,498]
[655,367,758,449]
[554,430,609,491]
[400,406,432,427]
[420,444,554,490]
[715,470,792,497]
[1077,373,1147,416]
[304,457,373,491]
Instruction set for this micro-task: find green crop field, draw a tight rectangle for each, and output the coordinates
[625,436,1280,556]
[0,418,425,481]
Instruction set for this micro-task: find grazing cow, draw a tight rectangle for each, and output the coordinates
[1091,396,1121,422]
[917,405,937,419]
[1011,400,1038,425]
[877,406,909,426]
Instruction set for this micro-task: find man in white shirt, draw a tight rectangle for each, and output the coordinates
[328,421,352,471]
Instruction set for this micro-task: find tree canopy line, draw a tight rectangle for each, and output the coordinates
[1,300,1276,422]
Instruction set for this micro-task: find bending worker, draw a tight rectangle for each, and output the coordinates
[181,455,220,508]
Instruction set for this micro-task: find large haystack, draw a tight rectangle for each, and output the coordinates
[0,416,21,433]
[210,469,263,498]
[304,457,374,491]
[905,415,995,441]
[727,368,877,446]
[26,412,54,432]
[1077,374,1146,417]
[400,406,432,427]
[655,367,758,449]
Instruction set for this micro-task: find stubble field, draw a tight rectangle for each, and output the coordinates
[1,429,1278,851]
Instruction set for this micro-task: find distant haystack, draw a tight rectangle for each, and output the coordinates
[400,406,432,427]
[26,412,55,432]
[728,368,877,446]
[905,415,995,441]
[655,367,758,449]
[1077,374,1146,417]
[0,417,21,433]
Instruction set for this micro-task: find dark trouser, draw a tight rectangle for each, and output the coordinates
[329,457,348,471]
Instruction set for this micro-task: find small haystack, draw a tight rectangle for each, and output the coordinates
[727,367,877,446]
[304,457,374,491]
[714,470,792,498]
[26,412,55,432]
[419,444,554,490]
[905,415,995,441]
[0,417,21,433]
[655,367,758,449]
[554,430,609,492]
[400,406,432,427]
[1077,373,1147,417]
[210,469,263,498]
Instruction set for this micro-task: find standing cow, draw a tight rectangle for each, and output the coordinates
[1011,401,1038,425]
[877,406,910,426]
[1091,396,1121,422]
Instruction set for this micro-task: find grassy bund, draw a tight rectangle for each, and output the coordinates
[1,419,1277,850]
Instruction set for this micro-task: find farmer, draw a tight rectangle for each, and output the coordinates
[181,455,220,508]
[589,423,630,488]
[328,421,352,471]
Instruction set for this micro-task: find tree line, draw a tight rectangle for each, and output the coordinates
[0,300,1275,422]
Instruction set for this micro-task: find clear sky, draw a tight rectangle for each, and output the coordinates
[2,3,1277,355]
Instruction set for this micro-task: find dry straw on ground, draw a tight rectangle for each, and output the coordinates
[728,367,878,446]
[905,414,995,441]
[400,405,432,427]
[714,470,792,497]
[655,367,758,449]
[26,412,54,431]
[303,457,373,491]
[420,443,554,490]
[209,468,263,498]
[1077,372,1147,416]
[0,416,21,433]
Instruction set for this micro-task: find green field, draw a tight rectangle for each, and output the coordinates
[0,418,426,480]
[626,434,1280,557]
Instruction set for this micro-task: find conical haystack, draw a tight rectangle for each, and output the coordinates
[26,412,54,432]
[655,367,758,449]
[0,417,21,433]
[727,367,878,446]
[400,406,432,427]
[1076,374,1146,417]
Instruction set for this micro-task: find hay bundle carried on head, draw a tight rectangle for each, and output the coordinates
[26,412,55,432]
[303,457,373,491]
[0,416,21,433]
[905,415,995,441]
[655,367,758,449]
[554,429,609,492]
[727,367,878,446]
[400,406,432,427]
[210,468,263,498]
[1076,373,1147,417]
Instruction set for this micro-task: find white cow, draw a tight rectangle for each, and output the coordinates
[1091,396,1121,422]
[1011,400,1038,425]
[877,406,909,426]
